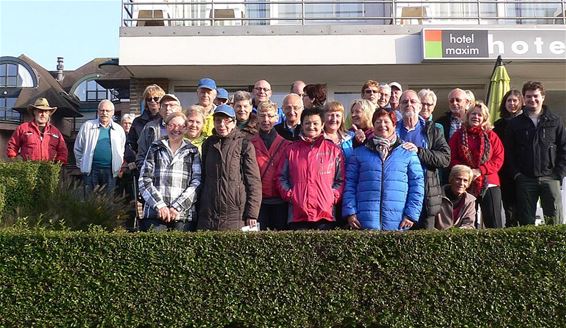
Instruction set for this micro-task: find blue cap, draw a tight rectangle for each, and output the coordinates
[197,78,217,90]
[216,88,229,100]
[213,104,236,118]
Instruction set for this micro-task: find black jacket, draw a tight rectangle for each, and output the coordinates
[127,110,159,154]
[274,123,301,141]
[416,120,451,228]
[505,105,566,179]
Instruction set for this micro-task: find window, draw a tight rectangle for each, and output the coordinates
[74,79,118,103]
[0,63,34,88]
[0,97,20,122]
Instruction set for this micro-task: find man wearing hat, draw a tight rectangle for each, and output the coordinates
[74,99,126,194]
[136,94,182,169]
[7,97,68,163]
[214,88,229,106]
[196,77,217,137]
[197,104,262,231]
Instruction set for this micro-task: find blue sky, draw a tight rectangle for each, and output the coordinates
[0,0,121,70]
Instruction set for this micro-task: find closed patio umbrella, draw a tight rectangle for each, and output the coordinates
[486,55,511,124]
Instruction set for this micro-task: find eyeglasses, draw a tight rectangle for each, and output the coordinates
[146,96,160,103]
[167,123,186,130]
[214,117,234,125]
[422,102,434,107]
[364,89,378,94]
[258,113,277,119]
[254,87,271,92]
[401,99,420,105]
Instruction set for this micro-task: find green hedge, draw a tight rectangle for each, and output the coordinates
[0,161,60,216]
[0,227,565,327]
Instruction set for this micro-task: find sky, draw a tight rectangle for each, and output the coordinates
[0,0,121,70]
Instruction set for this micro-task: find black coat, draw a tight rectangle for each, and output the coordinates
[505,106,566,179]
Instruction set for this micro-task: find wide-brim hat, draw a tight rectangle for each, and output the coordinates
[27,97,57,114]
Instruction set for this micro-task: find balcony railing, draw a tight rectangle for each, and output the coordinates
[122,0,566,27]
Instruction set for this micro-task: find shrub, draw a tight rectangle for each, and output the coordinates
[0,226,565,327]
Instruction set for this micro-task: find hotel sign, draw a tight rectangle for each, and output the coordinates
[423,29,566,60]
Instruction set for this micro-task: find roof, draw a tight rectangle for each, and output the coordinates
[13,55,82,118]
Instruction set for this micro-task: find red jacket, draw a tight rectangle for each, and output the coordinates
[277,135,344,223]
[6,121,68,164]
[449,128,504,186]
[251,132,290,199]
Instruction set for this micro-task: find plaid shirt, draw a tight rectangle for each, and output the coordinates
[139,138,202,221]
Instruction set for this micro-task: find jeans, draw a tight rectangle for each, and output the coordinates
[515,175,563,225]
[83,165,116,195]
[140,218,193,232]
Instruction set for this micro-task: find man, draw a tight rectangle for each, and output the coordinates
[128,84,165,155]
[136,94,182,169]
[389,82,403,112]
[198,104,262,231]
[505,81,566,225]
[396,90,450,229]
[376,83,392,111]
[7,97,67,163]
[435,88,470,142]
[74,100,126,194]
[214,88,229,106]
[233,90,257,137]
[274,93,303,141]
[290,80,306,97]
[361,80,380,106]
[253,79,284,124]
[277,108,344,230]
[196,77,217,137]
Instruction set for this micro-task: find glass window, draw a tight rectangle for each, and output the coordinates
[74,79,118,103]
[0,97,20,122]
[0,63,34,88]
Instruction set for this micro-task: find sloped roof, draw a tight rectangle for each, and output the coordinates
[13,55,82,118]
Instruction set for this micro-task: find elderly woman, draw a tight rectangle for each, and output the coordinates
[198,104,262,231]
[233,90,258,137]
[302,84,327,110]
[449,102,505,228]
[343,108,424,231]
[349,99,376,147]
[418,88,444,136]
[436,165,477,229]
[139,112,202,232]
[493,90,523,227]
[323,101,354,159]
[184,105,207,153]
[118,114,138,204]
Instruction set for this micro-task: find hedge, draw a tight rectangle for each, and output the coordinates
[0,226,565,327]
[0,161,60,216]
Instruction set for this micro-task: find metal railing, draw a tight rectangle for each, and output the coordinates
[122,0,566,27]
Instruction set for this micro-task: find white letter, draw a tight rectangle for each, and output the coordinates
[534,37,544,54]
[549,41,565,55]
[511,41,528,55]
[488,34,504,55]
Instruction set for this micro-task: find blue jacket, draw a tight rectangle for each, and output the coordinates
[342,139,425,230]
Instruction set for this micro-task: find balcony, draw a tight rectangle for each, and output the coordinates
[122,0,566,27]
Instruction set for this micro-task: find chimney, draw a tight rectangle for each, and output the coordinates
[56,57,64,82]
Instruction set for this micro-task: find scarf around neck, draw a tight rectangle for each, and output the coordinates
[370,133,397,160]
[458,126,491,197]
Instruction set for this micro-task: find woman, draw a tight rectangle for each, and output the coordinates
[449,102,505,228]
[342,108,424,231]
[184,105,207,154]
[198,104,262,231]
[139,112,202,232]
[418,88,444,137]
[117,114,137,205]
[302,84,327,110]
[349,99,376,147]
[493,90,523,227]
[436,165,477,230]
[323,101,354,160]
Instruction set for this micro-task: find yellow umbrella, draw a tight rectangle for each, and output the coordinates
[486,56,511,124]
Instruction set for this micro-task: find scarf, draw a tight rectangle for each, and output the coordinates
[371,133,397,160]
[458,126,491,197]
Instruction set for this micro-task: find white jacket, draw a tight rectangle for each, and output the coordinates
[74,119,126,177]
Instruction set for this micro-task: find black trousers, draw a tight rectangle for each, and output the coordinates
[479,186,504,228]
[258,202,289,231]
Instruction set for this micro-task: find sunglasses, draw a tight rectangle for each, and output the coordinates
[364,89,378,94]
[146,96,160,103]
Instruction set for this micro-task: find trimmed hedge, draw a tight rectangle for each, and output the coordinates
[0,161,60,216]
[0,226,565,327]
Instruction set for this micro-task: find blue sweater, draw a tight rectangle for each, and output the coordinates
[342,141,424,230]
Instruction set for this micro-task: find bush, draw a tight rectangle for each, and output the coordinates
[0,226,565,327]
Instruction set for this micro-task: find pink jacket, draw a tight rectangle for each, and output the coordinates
[277,136,344,223]
[7,121,68,163]
[251,133,290,199]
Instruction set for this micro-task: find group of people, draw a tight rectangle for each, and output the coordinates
[6,78,565,232]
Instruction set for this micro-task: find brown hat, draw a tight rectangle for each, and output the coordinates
[27,98,57,114]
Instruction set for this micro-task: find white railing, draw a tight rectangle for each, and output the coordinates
[122,0,566,27]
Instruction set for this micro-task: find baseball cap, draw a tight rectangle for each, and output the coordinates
[160,94,180,104]
[216,88,229,100]
[389,82,403,92]
[197,78,217,90]
[213,104,236,118]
